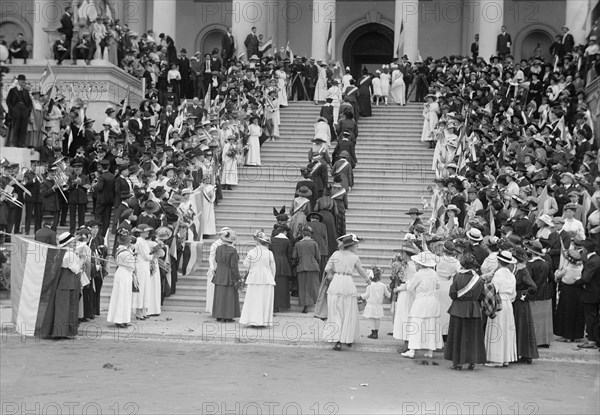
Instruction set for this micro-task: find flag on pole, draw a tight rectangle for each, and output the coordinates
[417,50,423,63]
[286,41,294,62]
[259,37,274,54]
[10,237,65,337]
[119,86,130,120]
[326,22,334,59]
[204,85,212,110]
[394,21,405,59]
[581,189,593,228]
[39,62,55,94]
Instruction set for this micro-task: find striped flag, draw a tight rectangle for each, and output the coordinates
[286,41,294,62]
[327,22,334,59]
[259,37,274,54]
[204,85,212,110]
[394,21,405,59]
[39,62,55,94]
[11,237,65,337]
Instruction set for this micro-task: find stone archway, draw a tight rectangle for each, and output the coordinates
[342,23,394,79]
[0,17,33,54]
[513,23,558,62]
[195,24,227,56]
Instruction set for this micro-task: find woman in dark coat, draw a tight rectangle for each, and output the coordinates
[292,226,321,313]
[512,247,539,364]
[343,79,360,122]
[330,179,348,237]
[525,241,554,347]
[307,212,329,280]
[212,229,241,322]
[357,71,373,117]
[444,254,486,370]
[270,227,293,311]
[314,190,338,257]
[554,249,585,342]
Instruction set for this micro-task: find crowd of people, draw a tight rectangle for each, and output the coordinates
[1,16,600,369]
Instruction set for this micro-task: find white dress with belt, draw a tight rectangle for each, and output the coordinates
[240,244,277,326]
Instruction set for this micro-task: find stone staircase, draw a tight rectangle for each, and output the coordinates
[100,101,434,313]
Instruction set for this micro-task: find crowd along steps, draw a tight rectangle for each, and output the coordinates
[100,101,434,313]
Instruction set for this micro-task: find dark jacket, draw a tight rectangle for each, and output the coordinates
[93,171,115,205]
[114,176,131,206]
[40,179,59,212]
[292,238,321,272]
[448,270,485,318]
[34,227,57,245]
[270,236,293,277]
[576,253,600,304]
[212,244,240,286]
[67,173,90,204]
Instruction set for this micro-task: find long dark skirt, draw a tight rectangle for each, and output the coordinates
[554,284,585,341]
[212,284,240,319]
[298,271,320,307]
[52,288,80,338]
[444,316,486,365]
[513,300,540,359]
[274,275,291,309]
[82,284,95,319]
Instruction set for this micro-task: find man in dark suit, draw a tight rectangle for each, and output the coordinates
[496,25,512,59]
[8,33,28,64]
[53,33,71,64]
[6,74,33,147]
[306,58,319,101]
[561,26,575,55]
[113,164,131,233]
[58,5,74,59]
[471,34,479,62]
[221,27,235,67]
[23,169,42,234]
[244,26,259,58]
[37,137,57,165]
[92,160,115,237]
[34,221,57,246]
[67,161,90,233]
[39,167,61,231]
[178,48,191,99]
[576,240,600,349]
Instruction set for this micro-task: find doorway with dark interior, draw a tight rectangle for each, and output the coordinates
[342,23,394,79]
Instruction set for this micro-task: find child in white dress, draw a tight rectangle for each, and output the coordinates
[361,267,391,339]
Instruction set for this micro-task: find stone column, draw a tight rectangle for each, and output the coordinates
[275,0,288,54]
[33,0,53,60]
[152,0,177,42]
[565,0,593,46]
[231,0,269,59]
[394,0,418,61]
[462,1,481,58]
[311,0,336,61]
[124,0,147,36]
[477,0,504,61]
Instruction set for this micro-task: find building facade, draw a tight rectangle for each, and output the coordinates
[1,0,599,74]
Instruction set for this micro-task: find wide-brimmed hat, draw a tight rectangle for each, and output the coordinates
[337,233,360,249]
[443,240,458,254]
[297,186,312,198]
[219,227,236,243]
[58,232,75,247]
[143,200,160,213]
[394,240,421,255]
[563,202,578,212]
[565,249,582,265]
[537,214,554,227]
[136,224,153,234]
[405,208,423,216]
[411,252,437,268]
[497,250,517,264]
[155,226,173,240]
[446,204,461,214]
[255,231,270,244]
[524,240,545,256]
[466,228,483,242]
[307,212,323,222]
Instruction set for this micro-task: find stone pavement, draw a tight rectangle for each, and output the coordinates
[1,299,598,363]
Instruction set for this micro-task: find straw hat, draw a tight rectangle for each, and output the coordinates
[497,250,517,264]
[466,228,483,242]
[58,232,75,247]
[337,233,360,249]
[411,252,437,268]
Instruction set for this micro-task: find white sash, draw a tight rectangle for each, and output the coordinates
[457,271,480,298]
[331,189,346,199]
[334,159,349,175]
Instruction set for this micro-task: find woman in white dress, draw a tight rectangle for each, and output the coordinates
[107,229,135,328]
[240,231,277,327]
[432,241,461,339]
[275,67,288,107]
[326,80,343,124]
[400,252,444,359]
[485,251,518,367]
[245,116,262,166]
[391,242,419,352]
[389,64,406,105]
[199,176,216,236]
[221,136,239,190]
[132,224,153,320]
[324,234,371,351]
[421,94,439,147]
[314,61,328,103]
[371,71,383,106]
[379,65,391,105]
[264,90,280,141]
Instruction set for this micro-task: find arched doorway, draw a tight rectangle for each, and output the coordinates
[342,23,394,79]
[520,30,554,62]
[195,27,227,56]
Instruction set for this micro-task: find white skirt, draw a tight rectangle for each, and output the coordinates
[107,268,133,324]
[246,135,261,166]
[406,316,444,350]
[485,298,518,363]
[205,273,215,313]
[145,266,161,315]
[363,303,384,319]
[325,274,359,343]
[393,290,414,341]
[240,284,274,326]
